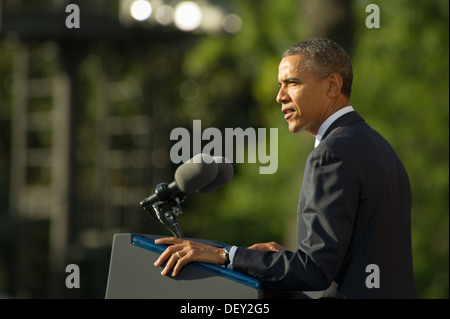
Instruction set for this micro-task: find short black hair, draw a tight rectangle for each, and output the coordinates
[283,38,353,98]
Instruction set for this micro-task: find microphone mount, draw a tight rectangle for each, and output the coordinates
[140,183,186,238]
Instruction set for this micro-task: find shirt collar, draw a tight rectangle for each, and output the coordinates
[314,106,354,148]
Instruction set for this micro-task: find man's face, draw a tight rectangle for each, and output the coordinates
[276,55,329,135]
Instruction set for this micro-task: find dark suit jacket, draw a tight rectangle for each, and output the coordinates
[233,111,417,298]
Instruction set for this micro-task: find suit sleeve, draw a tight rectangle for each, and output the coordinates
[232,145,359,291]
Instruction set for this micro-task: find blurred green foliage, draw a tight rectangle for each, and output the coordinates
[177,0,449,299]
[351,0,449,299]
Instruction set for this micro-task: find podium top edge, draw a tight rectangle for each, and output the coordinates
[132,235,261,290]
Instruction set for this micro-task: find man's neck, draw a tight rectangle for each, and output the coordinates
[311,97,350,137]
[314,105,354,148]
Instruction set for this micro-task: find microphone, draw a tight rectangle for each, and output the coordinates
[139,154,234,238]
[198,156,234,193]
[140,153,218,208]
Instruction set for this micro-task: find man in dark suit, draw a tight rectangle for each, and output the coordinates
[154,38,417,298]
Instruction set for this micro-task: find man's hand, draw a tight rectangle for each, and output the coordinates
[247,241,287,252]
[154,237,226,277]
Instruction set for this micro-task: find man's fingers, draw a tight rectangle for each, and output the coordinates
[154,242,184,267]
[172,254,190,277]
[247,243,269,251]
[161,252,181,276]
[153,236,190,268]
[153,238,224,277]
[155,237,184,245]
[248,241,287,252]
[159,248,190,277]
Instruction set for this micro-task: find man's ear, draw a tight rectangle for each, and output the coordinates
[327,73,344,98]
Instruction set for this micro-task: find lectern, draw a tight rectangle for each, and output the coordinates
[105,233,262,299]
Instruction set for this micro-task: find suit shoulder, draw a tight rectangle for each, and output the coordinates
[320,121,391,153]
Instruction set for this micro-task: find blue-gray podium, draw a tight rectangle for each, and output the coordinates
[105,233,262,299]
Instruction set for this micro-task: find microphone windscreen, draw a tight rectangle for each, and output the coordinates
[198,156,234,193]
[174,153,218,193]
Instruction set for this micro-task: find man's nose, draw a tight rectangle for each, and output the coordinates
[276,86,288,104]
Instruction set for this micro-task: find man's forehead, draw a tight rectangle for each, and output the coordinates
[278,55,308,76]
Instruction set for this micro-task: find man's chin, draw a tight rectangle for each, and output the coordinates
[288,123,301,133]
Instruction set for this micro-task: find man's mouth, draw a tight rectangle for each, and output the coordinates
[282,106,296,120]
